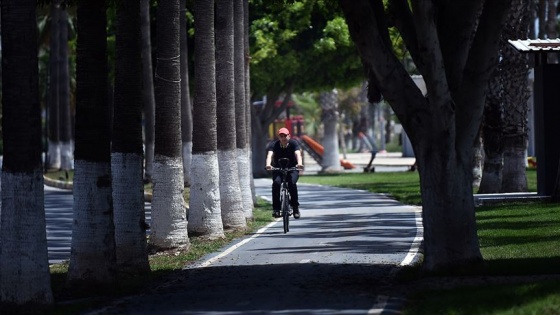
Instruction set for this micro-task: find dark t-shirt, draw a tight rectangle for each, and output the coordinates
[267,139,301,167]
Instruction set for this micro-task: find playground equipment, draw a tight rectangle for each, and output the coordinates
[298,135,355,170]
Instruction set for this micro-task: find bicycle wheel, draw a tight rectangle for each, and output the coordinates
[281,188,290,233]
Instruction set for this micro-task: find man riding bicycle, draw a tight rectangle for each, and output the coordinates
[265,127,304,219]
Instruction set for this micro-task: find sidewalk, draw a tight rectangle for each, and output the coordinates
[302,151,416,174]
[83,178,422,314]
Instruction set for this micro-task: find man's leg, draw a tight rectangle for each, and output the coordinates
[288,171,300,218]
[272,173,282,217]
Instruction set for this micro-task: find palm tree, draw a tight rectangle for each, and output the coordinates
[243,0,257,206]
[150,0,190,248]
[500,0,530,192]
[68,0,116,285]
[112,0,150,273]
[216,0,246,230]
[58,4,73,172]
[189,0,225,238]
[480,0,530,193]
[47,0,73,172]
[180,0,193,188]
[47,0,61,170]
[141,0,155,183]
[479,66,504,193]
[0,0,54,305]
[234,0,253,220]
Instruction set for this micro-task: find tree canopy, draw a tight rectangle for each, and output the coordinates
[249,0,364,98]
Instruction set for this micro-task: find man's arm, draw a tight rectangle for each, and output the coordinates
[265,151,274,170]
[295,149,303,169]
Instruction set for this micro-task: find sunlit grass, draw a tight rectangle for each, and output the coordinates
[300,171,422,204]
[300,169,559,315]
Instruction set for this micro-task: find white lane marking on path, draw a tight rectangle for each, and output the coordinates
[399,207,424,267]
[187,220,278,269]
[368,207,424,315]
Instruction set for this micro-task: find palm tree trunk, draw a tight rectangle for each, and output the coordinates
[180,0,193,188]
[59,6,73,171]
[47,0,61,170]
[0,0,54,305]
[141,0,155,182]
[150,0,190,248]
[234,0,253,220]
[500,0,530,192]
[479,69,504,194]
[216,0,246,231]
[69,0,116,285]
[189,0,225,238]
[112,0,150,273]
[319,90,342,173]
[243,0,257,206]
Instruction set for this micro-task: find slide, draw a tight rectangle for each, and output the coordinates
[299,135,355,169]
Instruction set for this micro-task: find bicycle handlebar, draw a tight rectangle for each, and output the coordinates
[267,166,302,172]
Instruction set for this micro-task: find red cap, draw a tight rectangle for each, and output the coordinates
[277,127,290,136]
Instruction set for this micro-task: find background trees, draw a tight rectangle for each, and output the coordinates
[248,0,364,177]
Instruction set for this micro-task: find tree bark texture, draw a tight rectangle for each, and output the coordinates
[216,0,246,230]
[340,0,511,271]
[151,0,189,248]
[112,0,150,273]
[69,0,116,285]
[189,0,225,238]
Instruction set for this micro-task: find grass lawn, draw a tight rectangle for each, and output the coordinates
[301,168,560,315]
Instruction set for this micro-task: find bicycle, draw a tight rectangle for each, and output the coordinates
[269,158,301,233]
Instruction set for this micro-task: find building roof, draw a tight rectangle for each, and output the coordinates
[508,39,560,52]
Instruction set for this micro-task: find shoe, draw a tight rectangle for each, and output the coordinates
[293,207,300,219]
[272,210,281,218]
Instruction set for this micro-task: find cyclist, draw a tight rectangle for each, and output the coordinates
[265,127,304,219]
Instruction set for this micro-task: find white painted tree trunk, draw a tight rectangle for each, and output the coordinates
[322,119,342,172]
[150,155,189,248]
[320,90,342,173]
[182,141,192,187]
[47,140,61,170]
[60,140,74,170]
[0,170,53,304]
[111,152,150,272]
[189,153,224,238]
[68,160,116,283]
[237,148,253,220]
[144,141,154,182]
[218,149,246,230]
[502,143,528,192]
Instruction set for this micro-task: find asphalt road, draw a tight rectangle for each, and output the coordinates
[79,178,422,315]
[44,185,74,263]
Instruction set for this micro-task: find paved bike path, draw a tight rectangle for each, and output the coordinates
[87,178,422,315]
